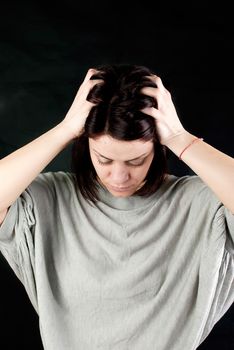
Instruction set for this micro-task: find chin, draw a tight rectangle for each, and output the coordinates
[108,187,136,197]
[110,191,132,198]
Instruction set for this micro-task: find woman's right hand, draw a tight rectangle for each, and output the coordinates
[60,68,103,139]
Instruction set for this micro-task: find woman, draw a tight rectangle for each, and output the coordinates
[0,64,233,349]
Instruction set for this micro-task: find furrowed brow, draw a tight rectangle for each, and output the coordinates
[92,149,148,161]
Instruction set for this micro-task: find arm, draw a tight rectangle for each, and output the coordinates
[140,75,234,214]
[0,68,103,219]
[166,131,234,214]
[0,123,74,214]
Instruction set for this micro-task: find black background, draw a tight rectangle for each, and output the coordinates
[0,1,233,349]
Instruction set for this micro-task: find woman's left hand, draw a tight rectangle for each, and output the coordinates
[140,75,187,146]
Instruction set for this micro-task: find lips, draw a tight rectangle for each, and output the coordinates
[109,185,132,191]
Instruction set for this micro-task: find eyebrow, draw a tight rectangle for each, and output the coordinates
[92,149,150,161]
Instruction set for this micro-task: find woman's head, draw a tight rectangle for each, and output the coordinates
[71,64,168,202]
[89,135,155,197]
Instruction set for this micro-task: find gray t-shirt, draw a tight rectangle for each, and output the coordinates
[0,171,233,350]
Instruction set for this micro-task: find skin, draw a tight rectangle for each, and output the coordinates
[1,69,233,224]
[89,135,155,197]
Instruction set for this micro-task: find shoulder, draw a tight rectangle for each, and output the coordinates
[164,173,205,192]
[165,173,209,190]
[34,171,76,187]
[27,171,77,200]
[163,173,218,205]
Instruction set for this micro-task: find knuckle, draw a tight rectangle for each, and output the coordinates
[88,68,96,73]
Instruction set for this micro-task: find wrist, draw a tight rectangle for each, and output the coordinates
[56,121,82,142]
[165,131,198,157]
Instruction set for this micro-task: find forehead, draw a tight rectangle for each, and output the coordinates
[89,135,154,160]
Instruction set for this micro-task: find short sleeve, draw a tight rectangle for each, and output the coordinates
[211,197,234,256]
[184,175,234,254]
[209,203,234,318]
[191,177,234,343]
[199,247,234,344]
[222,206,234,254]
[0,171,76,313]
[0,187,38,311]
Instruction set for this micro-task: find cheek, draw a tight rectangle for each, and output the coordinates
[141,158,153,172]
[138,166,150,178]
[129,166,150,180]
[93,162,109,178]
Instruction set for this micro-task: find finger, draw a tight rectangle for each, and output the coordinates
[83,68,99,83]
[76,78,103,99]
[140,86,160,98]
[83,78,103,94]
[144,75,165,90]
[85,79,104,103]
[141,106,161,119]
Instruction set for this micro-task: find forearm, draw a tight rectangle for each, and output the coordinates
[166,131,234,214]
[0,122,74,211]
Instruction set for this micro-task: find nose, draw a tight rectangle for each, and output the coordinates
[109,164,130,185]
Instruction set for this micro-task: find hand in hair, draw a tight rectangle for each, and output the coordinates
[61,68,103,139]
[140,75,186,146]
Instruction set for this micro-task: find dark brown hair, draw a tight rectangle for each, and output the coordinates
[71,64,168,204]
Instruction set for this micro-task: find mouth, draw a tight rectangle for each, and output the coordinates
[109,185,132,192]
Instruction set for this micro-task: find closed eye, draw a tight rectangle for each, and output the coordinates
[128,160,146,166]
[97,159,112,165]
[97,159,145,166]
